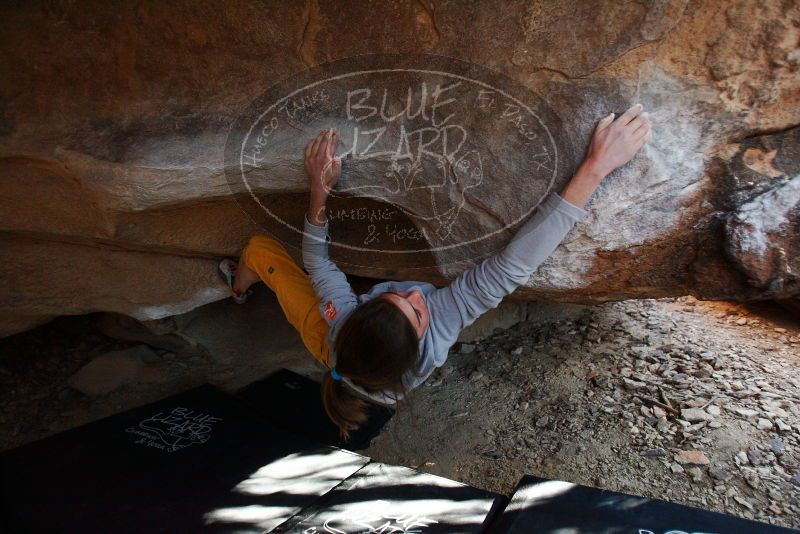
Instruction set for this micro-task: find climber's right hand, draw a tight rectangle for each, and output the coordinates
[558,104,653,208]
[304,128,341,202]
[584,103,652,177]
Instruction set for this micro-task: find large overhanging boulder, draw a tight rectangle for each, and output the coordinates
[0,1,798,337]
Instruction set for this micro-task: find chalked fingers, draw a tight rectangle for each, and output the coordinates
[309,131,325,158]
[629,112,651,136]
[637,129,653,149]
[304,136,315,159]
[322,128,336,159]
[596,112,615,133]
[617,103,644,127]
[329,128,338,158]
[314,129,328,159]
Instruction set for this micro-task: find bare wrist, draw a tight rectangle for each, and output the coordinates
[308,199,327,226]
[577,158,608,183]
[559,159,608,208]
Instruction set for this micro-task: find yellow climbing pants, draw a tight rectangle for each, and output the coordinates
[240,235,331,367]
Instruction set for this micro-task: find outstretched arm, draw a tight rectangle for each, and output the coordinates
[302,129,358,327]
[427,104,652,351]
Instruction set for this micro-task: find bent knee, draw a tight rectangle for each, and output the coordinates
[242,234,291,268]
[245,234,278,251]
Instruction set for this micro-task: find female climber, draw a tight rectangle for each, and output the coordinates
[219,104,652,437]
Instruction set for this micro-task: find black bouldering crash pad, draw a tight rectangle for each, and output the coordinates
[236,369,394,450]
[490,475,798,534]
[0,384,369,533]
[273,462,505,533]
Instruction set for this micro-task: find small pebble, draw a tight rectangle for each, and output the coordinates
[682,408,712,422]
[769,438,784,455]
[459,343,476,355]
[686,467,703,482]
[775,419,791,433]
[675,450,710,465]
[535,415,550,428]
[709,467,732,482]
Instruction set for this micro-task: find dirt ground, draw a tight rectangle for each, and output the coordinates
[1,296,798,530]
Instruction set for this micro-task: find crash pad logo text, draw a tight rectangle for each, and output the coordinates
[125,407,223,452]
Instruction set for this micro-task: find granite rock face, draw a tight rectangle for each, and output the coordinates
[724,128,800,299]
[0,1,798,336]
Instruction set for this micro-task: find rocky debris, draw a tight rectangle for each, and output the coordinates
[469,371,485,382]
[732,407,759,419]
[776,419,791,433]
[681,408,713,422]
[535,416,550,428]
[66,346,163,396]
[459,343,476,355]
[686,466,704,483]
[623,378,646,391]
[758,418,774,431]
[675,450,710,466]
[709,467,733,483]
[1,2,800,336]
[769,439,785,456]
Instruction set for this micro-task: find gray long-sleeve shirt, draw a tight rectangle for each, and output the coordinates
[302,192,588,405]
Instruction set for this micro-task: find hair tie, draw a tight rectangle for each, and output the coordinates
[330,367,343,381]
